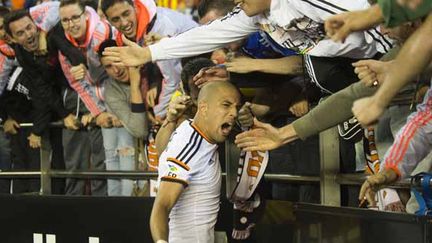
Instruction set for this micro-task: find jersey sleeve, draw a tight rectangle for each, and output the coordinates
[30,1,60,32]
[158,129,197,187]
[149,7,259,61]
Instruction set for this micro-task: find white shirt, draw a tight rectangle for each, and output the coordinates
[149,0,393,60]
[157,120,221,243]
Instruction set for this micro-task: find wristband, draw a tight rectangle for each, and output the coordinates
[156,240,168,243]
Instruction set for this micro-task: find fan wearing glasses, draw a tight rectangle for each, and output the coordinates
[58,0,117,128]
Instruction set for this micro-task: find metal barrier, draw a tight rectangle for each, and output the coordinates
[0,123,414,202]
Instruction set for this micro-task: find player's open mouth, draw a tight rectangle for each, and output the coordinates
[221,122,233,136]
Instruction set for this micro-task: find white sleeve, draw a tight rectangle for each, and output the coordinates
[30,1,60,32]
[291,0,393,55]
[149,7,259,61]
[291,0,369,22]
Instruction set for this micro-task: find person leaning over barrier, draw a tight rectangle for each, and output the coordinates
[234,18,424,152]
[150,82,241,243]
[3,2,78,148]
[102,0,390,79]
[324,0,432,127]
[234,0,432,151]
[57,0,115,196]
[98,39,149,196]
[101,0,197,122]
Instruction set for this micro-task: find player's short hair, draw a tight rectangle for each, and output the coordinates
[101,0,134,15]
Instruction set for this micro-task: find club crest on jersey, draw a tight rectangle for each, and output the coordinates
[168,164,178,172]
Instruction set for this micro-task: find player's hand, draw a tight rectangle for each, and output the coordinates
[359,169,398,207]
[63,114,79,130]
[235,118,283,151]
[28,133,41,148]
[225,56,257,74]
[166,95,191,122]
[325,6,383,42]
[352,96,385,127]
[70,64,87,80]
[95,112,112,128]
[103,35,151,67]
[147,86,158,108]
[81,113,95,127]
[289,99,309,117]
[193,66,229,88]
[353,60,391,87]
[3,118,20,134]
[238,102,254,128]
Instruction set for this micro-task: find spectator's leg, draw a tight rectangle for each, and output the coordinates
[49,127,65,194]
[63,129,91,195]
[90,128,107,196]
[101,127,120,196]
[0,130,11,193]
[117,127,135,196]
[10,128,40,193]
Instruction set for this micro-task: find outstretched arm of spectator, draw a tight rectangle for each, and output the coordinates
[235,118,298,151]
[353,13,432,126]
[226,56,303,75]
[325,4,384,42]
[103,8,258,65]
[359,168,398,207]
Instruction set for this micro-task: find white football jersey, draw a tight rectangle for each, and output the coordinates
[157,119,221,243]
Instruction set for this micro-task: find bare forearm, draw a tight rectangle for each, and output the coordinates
[150,205,169,242]
[155,120,177,155]
[374,13,432,106]
[130,85,144,104]
[279,124,299,145]
[255,56,303,75]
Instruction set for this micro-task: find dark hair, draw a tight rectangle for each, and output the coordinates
[98,39,118,58]
[101,0,134,16]
[0,6,10,19]
[4,10,32,36]
[198,0,235,19]
[181,57,215,95]
[82,0,99,10]
[60,0,86,11]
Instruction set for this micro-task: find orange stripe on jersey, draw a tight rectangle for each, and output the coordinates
[167,157,190,171]
[161,176,189,187]
[191,122,214,144]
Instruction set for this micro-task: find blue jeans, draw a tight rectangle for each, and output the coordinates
[102,127,135,196]
[0,130,11,193]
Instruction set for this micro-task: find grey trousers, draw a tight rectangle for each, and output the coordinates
[63,127,107,196]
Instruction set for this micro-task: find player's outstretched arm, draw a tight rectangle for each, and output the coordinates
[150,181,184,243]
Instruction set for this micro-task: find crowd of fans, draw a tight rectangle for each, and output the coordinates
[0,0,430,222]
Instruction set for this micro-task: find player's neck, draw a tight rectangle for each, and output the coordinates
[192,117,215,144]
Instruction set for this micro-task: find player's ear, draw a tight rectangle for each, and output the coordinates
[198,100,208,115]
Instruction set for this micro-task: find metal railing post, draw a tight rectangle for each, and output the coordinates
[40,136,51,195]
[319,127,340,206]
